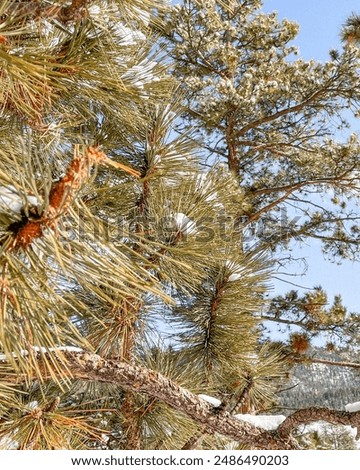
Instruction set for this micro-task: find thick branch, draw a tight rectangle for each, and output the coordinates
[1,350,295,449]
[245,173,357,225]
[225,112,240,178]
[278,407,360,440]
[260,314,350,335]
[3,350,359,448]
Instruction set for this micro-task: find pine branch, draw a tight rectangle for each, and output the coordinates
[278,407,360,440]
[260,314,350,334]
[182,374,255,450]
[225,112,240,178]
[203,278,226,374]
[0,349,297,449]
[236,89,325,139]
[5,0,91,24]
[245,172,358,225]
[3,145,139,251]
[59,0,92,23]
[246,185,303,224]
[181,426,208,450]
[291,356,360,370]
[119,127,157,450]
[3,349,360,449]
[121,393,142,450]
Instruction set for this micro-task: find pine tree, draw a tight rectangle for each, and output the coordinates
[160,0,360,350]
[0,0,359,451]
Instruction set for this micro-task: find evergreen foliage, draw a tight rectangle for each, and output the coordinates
[0,0,359,450]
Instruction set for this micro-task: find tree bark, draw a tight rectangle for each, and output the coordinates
[278,407,360,440]
[3,350,359,449]
[64,351,281,449]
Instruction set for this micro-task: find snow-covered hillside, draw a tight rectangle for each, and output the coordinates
[279,349,360,411]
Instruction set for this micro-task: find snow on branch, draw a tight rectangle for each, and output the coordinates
[2,349,359,449]
[0,349,294,449]
[3,146,139,251]
[345,402,360,412]
[277,407,360,440]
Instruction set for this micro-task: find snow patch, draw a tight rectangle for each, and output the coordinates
[225,260,245,282]
[301,421,359,444]
[345,401,360,412]
[0,433,18,450]
[153,154,161,164]
[113,23,146,45]
[88,4,102,17]
[121,59,159,89]
[132,6,151,26]
[0,185,39,214]
[57,346,84,353]
[27,401,39,410]
[174,213,197,235]
[195,173,224,209]
[198,394,222,408]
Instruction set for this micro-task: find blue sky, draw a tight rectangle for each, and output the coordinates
[261,1,360,313]
[262,0,359,61]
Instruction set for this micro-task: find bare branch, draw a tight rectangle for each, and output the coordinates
[278,407,360,440]
[236,90,325,138]
[292,356,360,370]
